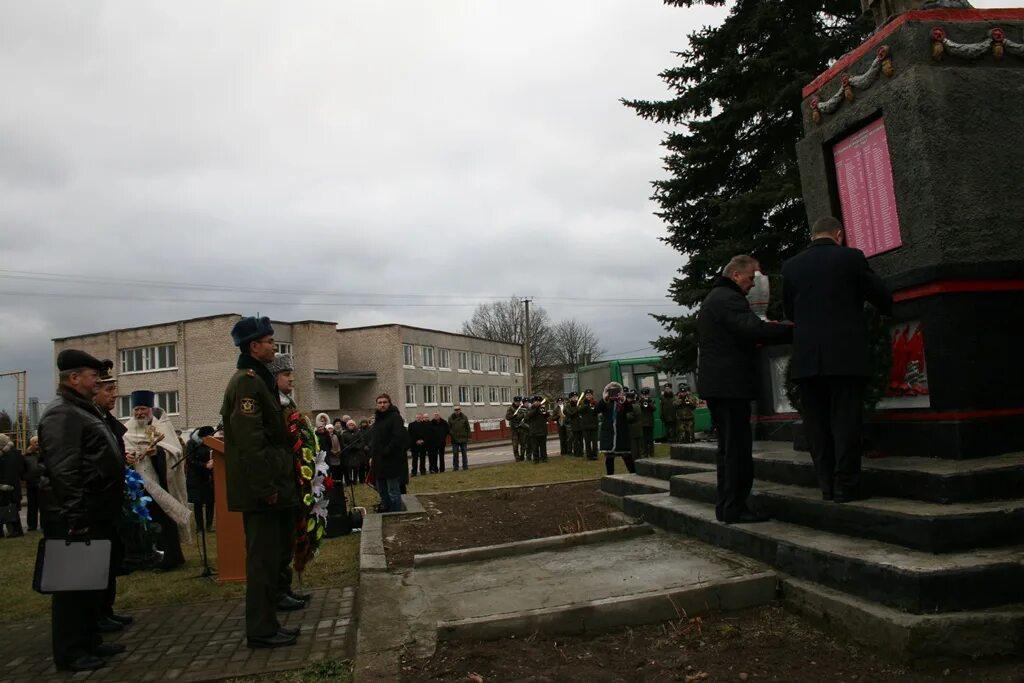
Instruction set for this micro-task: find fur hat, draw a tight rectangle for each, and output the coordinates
[315,413,330,427]
[231,315,274,348]
[56,349,105,373]
[0,434,12,453]
[266,353,293,375]
[602,381,623,398]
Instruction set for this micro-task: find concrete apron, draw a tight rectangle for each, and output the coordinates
[355,526,776,680]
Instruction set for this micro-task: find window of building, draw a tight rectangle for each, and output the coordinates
[274,342,292,355]
[403,344,415,368]
[120,343,177,374]
[117,396,132,419]
[499,356,509,374]
[405,384,417,406]
[500,387,512,404]
[440,385,453,405]
[156,391,179,415]
[487,354,498,373]
[489,386,500,404]
[438,348,451,371]
[457,351,469,372]
[423,385,437,406]
[472,386,484,405]
[471,352,482,373]
[514,357,523,375]
[421,346,435,368]
[457,385,470,404]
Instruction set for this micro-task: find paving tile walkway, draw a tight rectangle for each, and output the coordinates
[0,586,355,683]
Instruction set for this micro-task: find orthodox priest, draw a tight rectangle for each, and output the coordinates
[123,390,192,570]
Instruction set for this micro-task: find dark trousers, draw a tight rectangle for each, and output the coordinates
[797,377,865,497]
[26,483,39,530]
[643,426,654,457]
[43,517,103,668]
[434,446,446,472]
[582,429,598,459]
[451,442,468,470]
[426,448,439,473]
[99,532,123,620]
[194,501,215,532]
[569,426,582,455]
[557,425,568,454]
[277,508,300,599]
[532,435,548,462]
[707,398,754,522]
[604,451,635,475]
[149,502,184,567]
[242,509,291,638]
[662,420,678,443]
[411,448,427,475]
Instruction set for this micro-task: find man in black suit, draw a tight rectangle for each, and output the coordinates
[697,255,793,524]
[782,216,893,503]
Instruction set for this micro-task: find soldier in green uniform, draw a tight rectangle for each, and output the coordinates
[505,397,527,461]
[578,389,599,459]
[221,316,301,650]
[677,383,699,443]
[660,384,678,443]
[637,387,657,457]
[564,391,583,456]
[526,395,550,463]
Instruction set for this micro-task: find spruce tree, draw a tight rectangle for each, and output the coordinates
[624,0,870,371]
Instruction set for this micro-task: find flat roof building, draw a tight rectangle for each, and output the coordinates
[52,315,525,428]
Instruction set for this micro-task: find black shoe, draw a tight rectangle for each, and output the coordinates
[834,491,868,504]
[822,491,834,502]
[246,632,297,649]
[723,511,770,524]
[92,643,126,657]
[278,626,300,637]
[97,617,124,633]
[276,595,305,611]
[109,613,134,625]
[288,590,311,604]
[59,655,106,672]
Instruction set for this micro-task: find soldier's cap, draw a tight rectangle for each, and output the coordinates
[513,396,522,402]
[131,390,155,409]
[678,383,690,391]
[531,395,542,402]
[57,349,106,373]
[640,387,651,395]
[266,353,293,375]
[99,359,116,383]
[663,383,673,389]
[231,315,274,348]
[584,389,593,394]
[556,396,565,401]
[568,391,579,397]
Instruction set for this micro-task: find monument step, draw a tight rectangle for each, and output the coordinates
[634,458,715,481]
[670,442,1024,504]
[621,492,1024,614]
[599,474,669,499]
[668,471,1024,553]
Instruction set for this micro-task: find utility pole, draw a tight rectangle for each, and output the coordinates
[522,297,532,395]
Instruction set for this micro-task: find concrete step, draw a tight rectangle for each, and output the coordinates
[599,474,669,498]
[634,457,715,481]
[670,442,1024,504]
[622,492,1024,614]
[669,471,1024,553]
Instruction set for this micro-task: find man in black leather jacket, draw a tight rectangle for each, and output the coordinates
[37,350,126,672]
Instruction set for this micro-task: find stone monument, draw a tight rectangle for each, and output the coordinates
[791,5,1024,459]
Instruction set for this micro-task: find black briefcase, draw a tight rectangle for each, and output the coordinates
[0,503,17,525]
[32,538,111,594]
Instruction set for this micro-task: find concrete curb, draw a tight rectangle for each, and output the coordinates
[436,571,778,642]
[358,513,387,573]
[416,477,601,497]
[413,523,653,568]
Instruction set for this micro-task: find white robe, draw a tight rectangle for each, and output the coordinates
[124,411,193,544]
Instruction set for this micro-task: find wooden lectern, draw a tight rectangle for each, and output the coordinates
[203,436,246,582]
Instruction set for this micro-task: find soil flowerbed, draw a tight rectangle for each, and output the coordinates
[382,480,623,568]
[400,603,1022,682]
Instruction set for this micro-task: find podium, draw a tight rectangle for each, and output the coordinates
[203,436,246,582]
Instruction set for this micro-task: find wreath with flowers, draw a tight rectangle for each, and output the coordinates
[286,409,332,574]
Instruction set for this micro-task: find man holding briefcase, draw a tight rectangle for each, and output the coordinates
[37,350,127,672]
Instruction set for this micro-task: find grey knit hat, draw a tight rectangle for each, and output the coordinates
[266,353,293,375]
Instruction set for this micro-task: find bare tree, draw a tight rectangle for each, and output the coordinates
[461,297,558,369]
[552,319,605,367]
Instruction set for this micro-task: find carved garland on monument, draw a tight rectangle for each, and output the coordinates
[931,27,1024,61]
[810,46,895,124]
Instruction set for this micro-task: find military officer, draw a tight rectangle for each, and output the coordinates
[553,396,569,455]
[221,316,300,649]
[526,395,550,463]
[677,384,699,443]
[564,391,583,456]
[578,389,599,460]
[505,397,527,461]
[637,387,657,457]
[660,384,678,443]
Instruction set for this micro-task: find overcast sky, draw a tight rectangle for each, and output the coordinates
[0,0,1013,414]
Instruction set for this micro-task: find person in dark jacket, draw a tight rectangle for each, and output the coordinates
[595,382,633,475]
[407,414,429,476]
[0,434,25,537]
[525,397,550,464]
[220,316,300,650]
[697,255,793,524]
[186,426,217,532]
[447,407,471,470]
[357,420,372,483]
[339,420,362,485]
[782,216,893,502]
[428,413,450,472]
[23,435,40,531]
[37,350,127,672]
[578,390,599,460]
[370,394,407,512]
